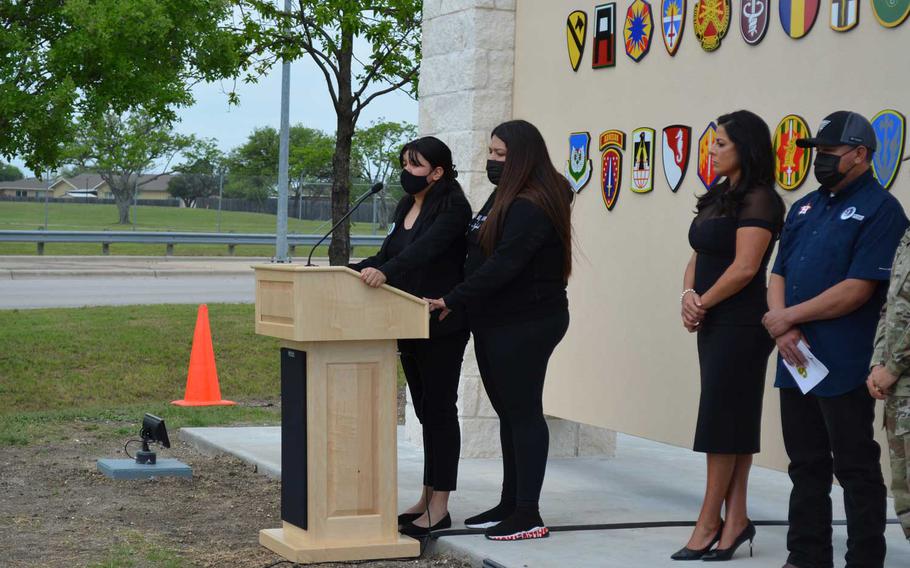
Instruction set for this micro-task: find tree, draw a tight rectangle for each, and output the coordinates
[168,140,224,207]
[0,1,243,172]
[65,109,197,224]
[223,125,334,207]
[352,119,416,227]
[238,0,422,264]
[0,162,24,182]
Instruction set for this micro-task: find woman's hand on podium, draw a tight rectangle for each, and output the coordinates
[426,297,451,321]
[360,267,387,288]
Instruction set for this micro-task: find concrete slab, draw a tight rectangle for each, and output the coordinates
[96,458,192,480]
[179,427,910,568]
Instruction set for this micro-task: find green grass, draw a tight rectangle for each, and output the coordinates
[0,304,406,446]
[0,201,385,256]
[87,532,186,568]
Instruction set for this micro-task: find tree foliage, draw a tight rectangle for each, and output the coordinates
[236,0,422,264]
[352,119,415,226]
[168,140,225,207]
[0,0,243,171]
[0,162,24,182]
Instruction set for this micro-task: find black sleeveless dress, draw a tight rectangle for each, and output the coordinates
[688,184,783,454]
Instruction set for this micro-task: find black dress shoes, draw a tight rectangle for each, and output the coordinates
[397,512,422,526]
[702,521,756,561]
[399,512,452,537]
[670,523,723,560]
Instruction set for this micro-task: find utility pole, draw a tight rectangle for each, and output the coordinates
[273,0,292,262]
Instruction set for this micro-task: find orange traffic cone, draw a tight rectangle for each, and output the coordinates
[172,304,235,407]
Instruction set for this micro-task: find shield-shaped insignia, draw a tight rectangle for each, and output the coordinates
[779,0,820,38]
[624,0,655,62]
[694,0,731,52]
[631,128,656,193]
[599,130,626,211]
[593,3,618,68]
[741,0,770,44]
[871,110,906,190]
[662,125,692,192]
[567,11,588,72]
[872,0,910,27]
[697,122,718,190]
[661,0,686,55]
[830,0,859,31]
[565,132,594,193]
[773,115,813,191]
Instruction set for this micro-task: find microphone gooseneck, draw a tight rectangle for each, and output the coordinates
[306,182,384,266]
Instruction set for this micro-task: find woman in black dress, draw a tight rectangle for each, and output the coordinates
[673,110,785,561]
[349,136,472,536]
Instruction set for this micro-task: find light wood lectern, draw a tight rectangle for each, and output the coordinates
[253,265,428,563]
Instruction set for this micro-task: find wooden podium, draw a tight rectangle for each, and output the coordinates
[252,265,428,563]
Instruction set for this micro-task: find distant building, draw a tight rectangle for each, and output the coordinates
[0,174,173,200]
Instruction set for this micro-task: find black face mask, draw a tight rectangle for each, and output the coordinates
[813,149,857,188]
[399,169,430,195]
[486,159,505,185]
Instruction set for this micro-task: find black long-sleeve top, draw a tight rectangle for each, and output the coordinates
[443,190,568,328]
[350,182,472,336]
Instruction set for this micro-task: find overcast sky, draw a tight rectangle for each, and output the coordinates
[9,56,418,177]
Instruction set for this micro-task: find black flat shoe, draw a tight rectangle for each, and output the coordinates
[702,521,756,561]
[397,512,422,526]
[670,523,723,561]
[399,512,451,537]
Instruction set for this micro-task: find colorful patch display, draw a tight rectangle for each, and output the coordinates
[779,0,820,38]
[697,122,718,190]
[630,128,656,193]
[741,0,770,44]
[871,110,906,190]
[593,3,618,68]
[694,0,731,52]
[565,132,594,193]
[624,0,655,62]
[662,125,692,192]
[773,115,813,191]
[830,0,859,31]
[872,0,910,27]
[661,0,686,55]
[567,11,588,71]
[599,130,626,211]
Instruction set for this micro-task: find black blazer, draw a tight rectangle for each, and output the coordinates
[350,182,472,336]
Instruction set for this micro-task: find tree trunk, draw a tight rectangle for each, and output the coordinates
[115,194,132,224]
[328,28,356,266]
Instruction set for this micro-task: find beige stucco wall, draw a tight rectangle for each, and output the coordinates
[514,0,910,471]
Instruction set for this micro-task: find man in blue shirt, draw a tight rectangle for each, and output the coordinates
[762,111,909,568]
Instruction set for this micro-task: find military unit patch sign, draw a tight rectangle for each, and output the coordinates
[694,0,732,52]
[662,125,692,193]
[741,0,770,44]
[593,4,618,68]
[624,0,655,62]
[871,109,906,191]
[566,132,594,193]
[780,0,820,38]
[631,128,656,193]
[872,0,910,27]
[661,0,686,55]
[697,122,718,189]
[773,115,813,191]
[830,0,859,31]
[600,130,626,210]
[567,11,588,71]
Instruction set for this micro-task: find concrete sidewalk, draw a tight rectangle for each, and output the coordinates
[180,427,910,568]
[0,255,342,279]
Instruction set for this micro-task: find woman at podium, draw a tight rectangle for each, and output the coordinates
[349,136,472,536]
[428,120,574,541]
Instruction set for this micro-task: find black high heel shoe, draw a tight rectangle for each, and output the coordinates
[702,521,756,561]
[399,512,452,537]
[670,523,723,560]
[397,512,422,526]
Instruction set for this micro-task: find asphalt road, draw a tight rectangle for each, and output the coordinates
[0,275,255,309]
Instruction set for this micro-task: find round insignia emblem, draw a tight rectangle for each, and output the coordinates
[773,114,813,191]
[623,0,655,62]
[387,222,396,235]
[694,0,731,52]
[841,207,857,220]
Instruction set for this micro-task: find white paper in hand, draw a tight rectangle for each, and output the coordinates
[782,340,829,394]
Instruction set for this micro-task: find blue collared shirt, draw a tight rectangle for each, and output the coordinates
[772,170,909,396]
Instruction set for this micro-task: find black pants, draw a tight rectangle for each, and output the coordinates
[398,329,469,492]
[780,385,886,568]
[473,311,570,509]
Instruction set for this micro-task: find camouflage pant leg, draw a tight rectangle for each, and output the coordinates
[885,396,910,535]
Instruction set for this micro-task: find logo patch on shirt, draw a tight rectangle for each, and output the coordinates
[387,222,396,235]
[840,206,857,220]
[798,203,812,215]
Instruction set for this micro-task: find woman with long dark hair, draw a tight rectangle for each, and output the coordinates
[428,119,574,541]
[673,110,785,561]
[349,136,472,536]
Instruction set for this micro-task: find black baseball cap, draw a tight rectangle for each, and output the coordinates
[796,111,877,152]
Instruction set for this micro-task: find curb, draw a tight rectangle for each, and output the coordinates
[4,268,255,280]
[179,428,282,479]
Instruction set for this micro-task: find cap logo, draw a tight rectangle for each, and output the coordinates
[818,119,831,132]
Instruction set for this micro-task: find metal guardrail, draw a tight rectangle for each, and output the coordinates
[0,230,386,255]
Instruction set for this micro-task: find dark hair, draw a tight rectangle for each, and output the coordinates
[479,119,574,280]
[696,110,778,216]
[398,136,464,217]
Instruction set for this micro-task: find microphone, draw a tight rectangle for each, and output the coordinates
[306,182,384,266]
